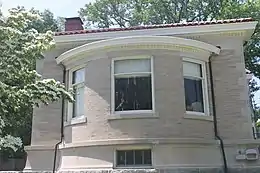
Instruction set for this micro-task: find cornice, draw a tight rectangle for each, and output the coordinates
[183,30,248,40]
[54,21,257,45]
[56,36,220,65]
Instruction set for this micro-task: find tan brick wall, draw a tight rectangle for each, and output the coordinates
[33,36,253,145]
[210,41,253,139]
[64,49,216,143]
[31,49,66,145]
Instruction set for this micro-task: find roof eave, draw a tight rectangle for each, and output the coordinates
[54,21,258,45]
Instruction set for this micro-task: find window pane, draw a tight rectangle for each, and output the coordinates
[115,76,152,111]
[116,151,125,166]
[134,150,143,165]
[183,61,202,78]
[73,86,84,117]
[184,77,204,112]
[114,59,151,74]
[73,68,85,84]
[125,150,134,165]
[143,149,152,165]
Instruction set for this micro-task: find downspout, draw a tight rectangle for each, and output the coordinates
[52,63,66,173]
[209,51,228,173]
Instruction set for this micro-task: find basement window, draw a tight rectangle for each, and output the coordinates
[116,149,152,167]
[113,57,153,113]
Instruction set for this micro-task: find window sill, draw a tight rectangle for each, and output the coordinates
[108,112,159,121]
[64,115,87,126]
[183,113,213,122]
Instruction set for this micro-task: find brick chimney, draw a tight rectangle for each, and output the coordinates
[65,17,83,31]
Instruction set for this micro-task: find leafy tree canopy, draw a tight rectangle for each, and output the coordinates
[0,7,73,153]
[79,0,224,28]
[29,8,65,33]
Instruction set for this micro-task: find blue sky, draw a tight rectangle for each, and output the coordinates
[2,0,260,106]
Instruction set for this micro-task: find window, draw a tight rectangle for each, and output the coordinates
[113,58,153,112]
[72,68,85,117]
[116,149,152,167]
[183,60,207,114]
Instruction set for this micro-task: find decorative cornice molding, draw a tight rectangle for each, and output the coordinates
[56,36,220,65]
[183,30,247,40]
[116,44,205,53]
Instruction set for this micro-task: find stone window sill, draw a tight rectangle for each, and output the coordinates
[64,115,87,126]
[108,112,159,121]
[183,113,213,122]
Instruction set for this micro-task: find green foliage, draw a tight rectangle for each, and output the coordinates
[0,6,68,159]
[79,0,223,28]
[29,8,65,33]
[0,7,73,153]
[0,118,22,152]
[29,8,60,33]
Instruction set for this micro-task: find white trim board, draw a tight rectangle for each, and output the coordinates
[54,21,257,44]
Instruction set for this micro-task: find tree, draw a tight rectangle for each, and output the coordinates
[29,8,60,33]
[0,7,67,160]
[0,7,73,154]
[79,0,223,28]
[29,8,65,33]
[28,8,65,33]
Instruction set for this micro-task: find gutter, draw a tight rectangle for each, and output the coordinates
[52,63,66,173]
[209,50,228,173]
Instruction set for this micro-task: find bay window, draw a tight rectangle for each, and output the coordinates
[183,59,208,114]
[112,57,153,113]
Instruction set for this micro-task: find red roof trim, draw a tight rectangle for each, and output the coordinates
[55,18,254,36]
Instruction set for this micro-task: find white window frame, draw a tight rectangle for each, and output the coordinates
[183,57,209,116]
[67,65,86,123]
[113,146,153,168]
[111,55,155,115]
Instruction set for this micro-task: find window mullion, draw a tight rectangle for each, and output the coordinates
[133,150,135,166]
[142,150,144,165]
[124,151,127,166]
